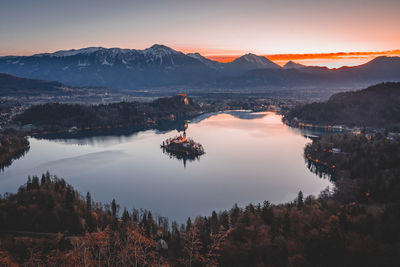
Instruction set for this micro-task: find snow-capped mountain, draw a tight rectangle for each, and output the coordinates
[143,44,180,58]
[233,53,280,67]
[186,53,222,69]
[0,45,215,88]
[34,47,106,57]
[7,44,204,69]
[186,52,281,74]
[222,53,281,75]
[0,45,283,88]
[1,45,398,90]
[218,56,400,89]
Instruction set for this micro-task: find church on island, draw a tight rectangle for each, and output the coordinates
[161,131,204,157]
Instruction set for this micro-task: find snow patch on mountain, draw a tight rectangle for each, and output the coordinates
[187,53,204,61]
[187,52,221,69]
[143,44,180,57]
[143,45,181,65]
[232,53,281,69]
[36,47,104,57]
[77,60,90,67]
[102,58,113,66]
[241,53,268,64]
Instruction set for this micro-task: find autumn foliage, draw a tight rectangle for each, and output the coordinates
[1,134,400,267]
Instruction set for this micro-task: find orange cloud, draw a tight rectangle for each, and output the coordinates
[264,50,400,61]
[206,55,238,63]
[206,50,400,68]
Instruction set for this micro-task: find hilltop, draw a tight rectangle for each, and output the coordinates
[0,73,65,96]
[284,82,400,127]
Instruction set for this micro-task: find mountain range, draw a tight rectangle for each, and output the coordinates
[0,44,399,90]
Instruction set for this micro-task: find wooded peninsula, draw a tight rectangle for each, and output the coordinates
[16,95,207,134]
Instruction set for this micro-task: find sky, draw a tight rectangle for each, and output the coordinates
[1,0,399,67]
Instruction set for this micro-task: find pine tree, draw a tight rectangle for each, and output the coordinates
[86,192,92,213]
[122,208,130,223]
[210,211,219,234]
[297,191,304,209]
[31,176,40,190]
[186,217,192,232]
[111,199,117,217]
[261,200,273,225]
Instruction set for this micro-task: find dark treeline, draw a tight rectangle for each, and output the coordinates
[0,129,29,170]
[305,133,400,204]
[285,82,400,128]
[0,172,113,234]
[16,95,205,133]
[1,168,400,266]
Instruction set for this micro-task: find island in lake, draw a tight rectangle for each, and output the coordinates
[161,123,205,166]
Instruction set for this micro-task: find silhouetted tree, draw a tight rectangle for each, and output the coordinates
[297,191,304,209]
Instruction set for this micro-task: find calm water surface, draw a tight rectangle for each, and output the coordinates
[0,112,331,222]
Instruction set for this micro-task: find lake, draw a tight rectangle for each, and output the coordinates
[0,111,331,223]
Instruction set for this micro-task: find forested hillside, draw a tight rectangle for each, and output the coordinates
[0,73,65,96]
[0,129,29,169]
[285,82,400,127]
[16,95,204,132]
[1,132,400,267]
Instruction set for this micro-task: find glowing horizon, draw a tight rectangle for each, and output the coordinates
[1,0,399,68]
[206,50,400,68]
[1,46,399,69]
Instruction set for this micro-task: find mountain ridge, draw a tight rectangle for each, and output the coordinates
[0,45,399,90]
[0,73,65,96]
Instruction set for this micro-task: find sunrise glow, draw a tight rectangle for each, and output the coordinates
[1,0,399,69]
[206,50,400,68]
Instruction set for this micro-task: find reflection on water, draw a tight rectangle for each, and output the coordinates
[191,110,267,123]
[306,159,337,181]
[0,111,332,223]
[33,119,190,147]
[161,146,202,168]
